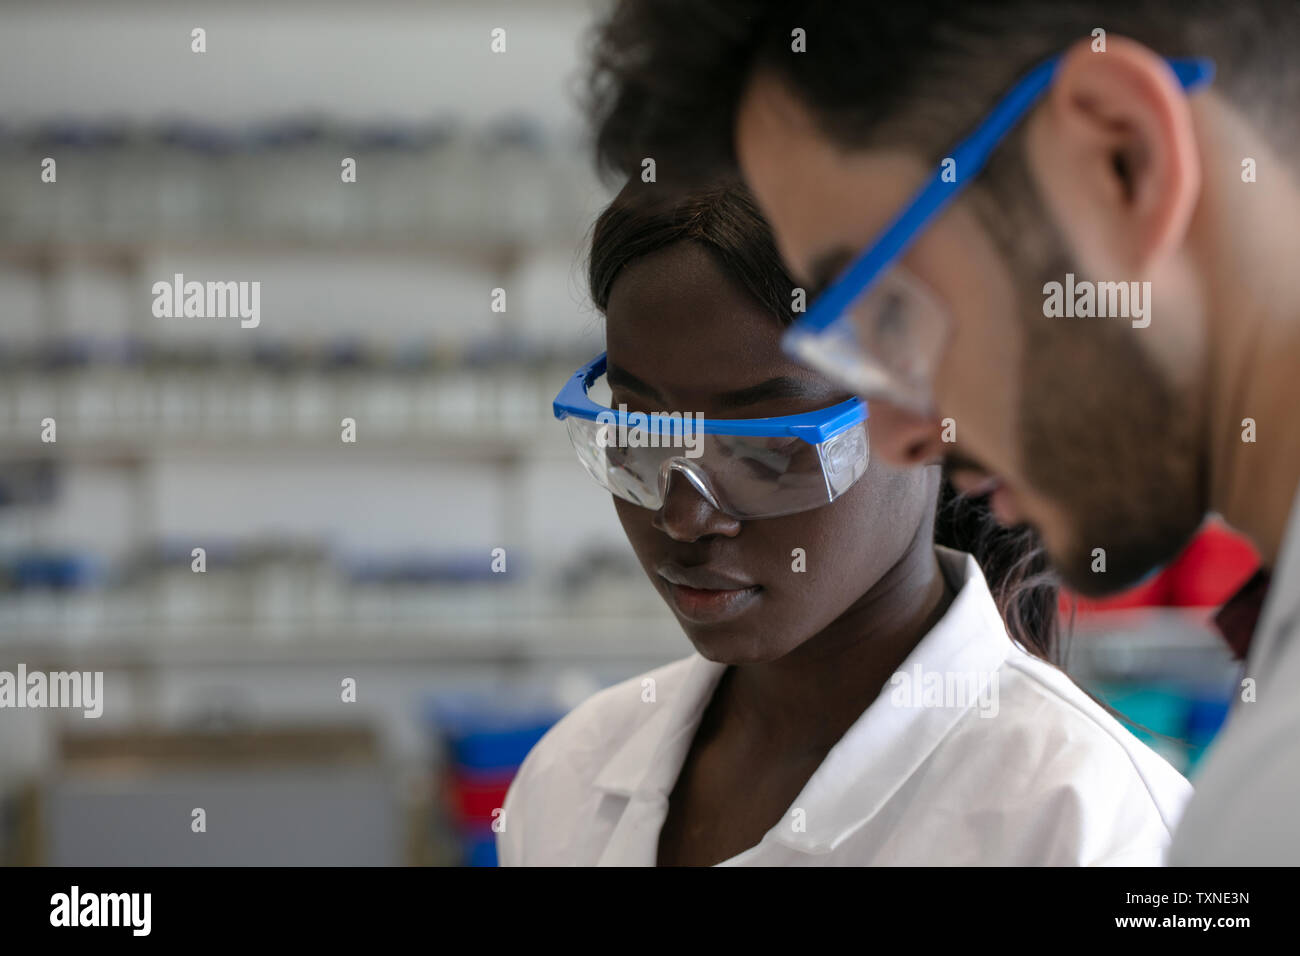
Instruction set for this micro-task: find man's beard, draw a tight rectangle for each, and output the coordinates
[1016,271,1206,596]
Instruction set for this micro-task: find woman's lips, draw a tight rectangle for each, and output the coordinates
[655,562,761,624]
[661,581,762,623]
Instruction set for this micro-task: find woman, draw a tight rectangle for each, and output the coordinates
[498,178,1190,866]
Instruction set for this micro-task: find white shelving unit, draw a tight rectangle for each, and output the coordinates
[0,109,649,671]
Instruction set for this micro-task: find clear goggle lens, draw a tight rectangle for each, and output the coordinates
[564,416,869,520]
[790,266,950,414]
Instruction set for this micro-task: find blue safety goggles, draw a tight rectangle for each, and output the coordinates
[553,353,870,518]
[781,53,1216,412]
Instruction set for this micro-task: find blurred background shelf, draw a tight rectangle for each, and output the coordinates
[0,628,683,667]
[0,0,635,867]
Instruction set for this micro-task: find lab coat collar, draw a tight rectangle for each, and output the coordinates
[591,547,1014,858]
[768,547,1014,854]
[590,647,728,798]
[588,643,728,867]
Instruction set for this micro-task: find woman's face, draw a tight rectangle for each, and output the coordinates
[604,241,937,664]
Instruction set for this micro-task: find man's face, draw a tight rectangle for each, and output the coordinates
[734,71,1206,595]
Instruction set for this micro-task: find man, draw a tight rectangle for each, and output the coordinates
[584,0,1300,863]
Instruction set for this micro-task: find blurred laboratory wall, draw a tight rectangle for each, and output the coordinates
[0,1,1255,867]
[0,0,686,867]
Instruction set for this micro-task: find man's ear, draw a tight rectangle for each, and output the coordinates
[1024,35,1201,275]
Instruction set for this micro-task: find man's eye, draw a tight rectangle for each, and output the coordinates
[876,293,907,336]
[869,293,916,363]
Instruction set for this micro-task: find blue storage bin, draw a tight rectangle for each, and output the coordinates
[427,698,560,773]
[1185,692,1233,769]
[463,830,499,868]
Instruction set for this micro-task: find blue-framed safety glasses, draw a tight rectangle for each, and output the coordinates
[553,353,869,519]
[782,53,1216,412]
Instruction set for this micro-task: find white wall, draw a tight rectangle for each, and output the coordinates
[0,0,604,129]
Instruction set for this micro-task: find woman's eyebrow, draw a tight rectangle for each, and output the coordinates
[605,364,667,403]
[713,376,813,410]
[608,366,816,410]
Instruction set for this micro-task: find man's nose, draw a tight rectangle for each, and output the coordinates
[651,466,742,542]
[867,399,945,467]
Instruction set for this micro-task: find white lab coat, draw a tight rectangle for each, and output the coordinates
[498,547,1192,865]
[1168,485,1300,864]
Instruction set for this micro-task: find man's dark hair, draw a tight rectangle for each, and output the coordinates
[587,1,1299,195]
[588,176,1064,664]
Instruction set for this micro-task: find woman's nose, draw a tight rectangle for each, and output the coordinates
[867,399,945,467]
[652,467,742,542]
